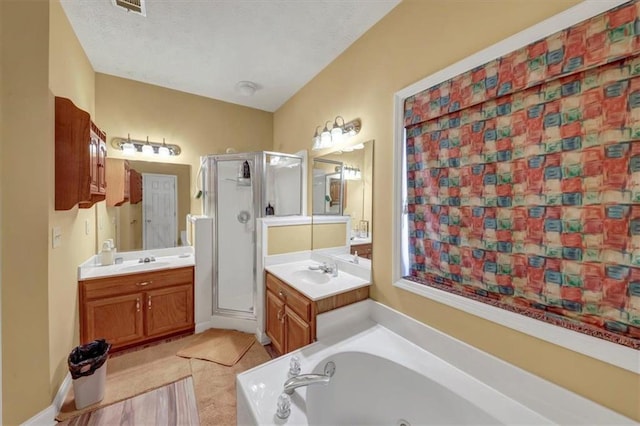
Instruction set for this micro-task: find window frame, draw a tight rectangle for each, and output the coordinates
[392,0,638,373]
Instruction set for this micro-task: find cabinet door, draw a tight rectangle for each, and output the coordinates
[285,306,312,353]
[84,293,144,348]
[97,137,108,195]
[88,135,100,194]
[265,290,285,355]
[145,284,194,337]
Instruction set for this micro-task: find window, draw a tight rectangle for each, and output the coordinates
[392,0,638,373]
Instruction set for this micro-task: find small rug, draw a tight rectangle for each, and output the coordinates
[56,341,192,421]
[177,329,256,366]
[58,377,199,425]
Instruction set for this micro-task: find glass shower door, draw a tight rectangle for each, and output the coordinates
[213,155,256,318]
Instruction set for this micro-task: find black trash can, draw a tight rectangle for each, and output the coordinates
[68,339,111,409]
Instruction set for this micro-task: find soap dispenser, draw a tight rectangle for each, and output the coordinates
[100,241,114,266]
[265,203,275,216]
[242,161,251,179]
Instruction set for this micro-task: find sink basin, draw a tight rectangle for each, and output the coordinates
[118,261,171,273]
[292,269,331,285]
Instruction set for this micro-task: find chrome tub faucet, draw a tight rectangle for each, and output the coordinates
[282,361,335,395]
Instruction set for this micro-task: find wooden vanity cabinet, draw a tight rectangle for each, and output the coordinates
[55,97,107,210]
[351,243,372,259]
[265,271,368,356]
[79,267,194,351]
[106,158,131,207]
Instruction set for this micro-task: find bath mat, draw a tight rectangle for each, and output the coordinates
[58,377,199,425]
[56,349,192,421]
[177,328,256,366]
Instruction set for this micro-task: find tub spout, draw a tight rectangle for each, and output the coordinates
[282,361,335,395]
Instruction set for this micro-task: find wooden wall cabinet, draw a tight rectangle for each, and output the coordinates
[106,158,131,207]
[55,97,107,210]
[79,267,194,351]
[265,271,368,356]
[129,168,143,204]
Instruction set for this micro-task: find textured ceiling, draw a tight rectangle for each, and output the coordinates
[60,0,400,112]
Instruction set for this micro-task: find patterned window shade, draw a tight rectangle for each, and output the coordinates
[403,1,640,349]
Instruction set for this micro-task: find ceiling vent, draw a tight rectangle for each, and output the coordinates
[112,0,146,16]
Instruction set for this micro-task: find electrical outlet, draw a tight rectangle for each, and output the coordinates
[52,227,62,248]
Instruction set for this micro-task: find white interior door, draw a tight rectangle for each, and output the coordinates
[143,173,177,250]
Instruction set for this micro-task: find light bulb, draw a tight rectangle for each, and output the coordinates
[122,134,136,155]
[311,126,322,150]
[320,121,332,148]
[122,142,135,155]
[331,116,344,144]
[158,138,170,156]
[142,136,154,155]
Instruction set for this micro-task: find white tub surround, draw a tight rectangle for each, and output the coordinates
[264,259,370,302]
[78,246,195,280]
[237,300,634,426]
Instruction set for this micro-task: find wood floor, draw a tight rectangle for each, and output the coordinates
[60,377,199,426]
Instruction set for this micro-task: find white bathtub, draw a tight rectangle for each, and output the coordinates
[237,300,634,426]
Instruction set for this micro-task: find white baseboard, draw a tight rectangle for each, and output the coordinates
[22,372,71,426]
[195,320,213,334]
[255,328,271,345]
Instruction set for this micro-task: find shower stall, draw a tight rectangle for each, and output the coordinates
[202,151,304,331]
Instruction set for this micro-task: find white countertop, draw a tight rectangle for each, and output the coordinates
[265,259,370,301]
[350,236,371,245]
[78,247,195,280]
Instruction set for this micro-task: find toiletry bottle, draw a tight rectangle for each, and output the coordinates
[266,203,274,216]
[242,161,251,179]
[100,241,114,266]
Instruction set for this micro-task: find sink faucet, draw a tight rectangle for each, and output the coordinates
[283,361,335,395]
[319,262,338,277]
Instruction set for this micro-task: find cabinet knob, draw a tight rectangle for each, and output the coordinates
[279,290,286,299]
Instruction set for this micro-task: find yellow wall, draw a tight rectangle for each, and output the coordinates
[94,73,274,217]
[47,2,99,412]
[275,0,639,421]
[268,225,312,255]
[311,223,347,250]
[1,1,53,423]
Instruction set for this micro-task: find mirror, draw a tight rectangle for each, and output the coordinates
[312,158,345,215]
[104,160,192,252]
[311,140,373,260]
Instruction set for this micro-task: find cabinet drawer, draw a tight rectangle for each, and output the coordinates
[81,267,193,300]
[266,273,312,322]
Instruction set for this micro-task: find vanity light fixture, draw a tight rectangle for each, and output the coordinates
[343,165,361,180]
[111,136,182,156]
[311,117,361,150]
